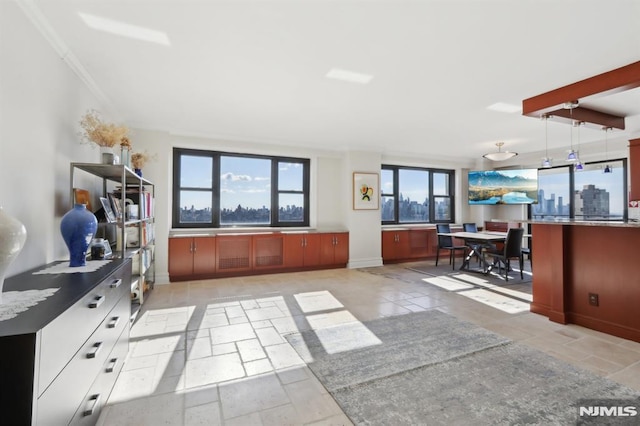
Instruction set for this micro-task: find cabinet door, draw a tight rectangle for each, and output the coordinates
[409,229,429,258]
[302,234,321,266]
[319,233,336,265]
[333,233,349,265]
[284,234,305,268]
[216,235,252,273]
[253,234,284,270]
[382,230,410,261]
[193,237,216,276]
[168,238,194,279]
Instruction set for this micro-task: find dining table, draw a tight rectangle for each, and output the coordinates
[438,231,508,272]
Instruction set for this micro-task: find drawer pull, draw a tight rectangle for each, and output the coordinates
[89,295,105,309]
[86,342,103,359]
[106,357,118,373]
[110,279,122,288]
[107,316,120,329]
[83,394,101,417]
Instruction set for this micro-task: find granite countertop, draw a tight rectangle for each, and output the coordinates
[169,227,349,237]
[527,219,640,228]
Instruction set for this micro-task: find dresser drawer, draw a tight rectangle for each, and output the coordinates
[38,263,130,396]
[36,292,129,425]
[70,325,129,426]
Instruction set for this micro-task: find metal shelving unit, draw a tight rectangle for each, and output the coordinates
[70,163,155,323]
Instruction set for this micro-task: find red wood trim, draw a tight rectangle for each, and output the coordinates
[522,61,640,117]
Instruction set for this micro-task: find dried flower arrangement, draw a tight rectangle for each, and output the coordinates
[120,136,132,149]
[79,110,128,148]
[131,151,156,169]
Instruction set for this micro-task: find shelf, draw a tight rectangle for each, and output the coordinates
[71,163,152,186]
[71,161,155,320]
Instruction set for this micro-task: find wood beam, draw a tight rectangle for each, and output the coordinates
[545,106,625,130]
[522,61,640,120]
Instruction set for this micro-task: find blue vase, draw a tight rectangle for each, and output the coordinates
[60,204,98,267]
[134,168,143,177]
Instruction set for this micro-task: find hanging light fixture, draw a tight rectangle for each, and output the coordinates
[603,126,613,173]
[565,101,579,162]
[574,121,584,171]
[483,142,518,161]
[541,114,552,168]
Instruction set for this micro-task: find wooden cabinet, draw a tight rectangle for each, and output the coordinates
[382,227,461,263]
[168,236,216,280]
[382,230,410,261]
[169,231,348,281]
[0,259,131,425]
[253,234,285,271]
[216,235,252,274]
[630,138,640,201]
[284,233,321,268]
[319,232,349,266]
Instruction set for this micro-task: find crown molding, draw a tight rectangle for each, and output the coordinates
[15,0,116,113]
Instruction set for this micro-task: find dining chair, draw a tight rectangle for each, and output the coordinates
[435,224,468,270]
[521,246,532,271]
[462,223,481,264]
[483,227,524,281]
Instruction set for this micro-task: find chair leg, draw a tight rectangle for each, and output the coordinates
[450,250,455,270]
[519,255,524,279]
[505,259,509,281]
[435,248,440,266]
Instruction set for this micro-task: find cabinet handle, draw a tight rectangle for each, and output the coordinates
[83,394,101,417]
[106,357,119,373]
[189,242,194,253]
[86,342,103,359]
[303,237,307,247]
[110,279,122,288]
[193,241,197,252]
[89,295,105,309]
[107,316,120,329]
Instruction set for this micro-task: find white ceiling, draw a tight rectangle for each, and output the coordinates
[26,0,640,161]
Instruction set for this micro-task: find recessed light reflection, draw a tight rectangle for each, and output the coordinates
[79,12,171,46]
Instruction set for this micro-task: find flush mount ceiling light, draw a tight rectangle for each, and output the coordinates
[541,114,552,168]
[483,142,518,161]
[326,68,374,85]
[487,102,521,113]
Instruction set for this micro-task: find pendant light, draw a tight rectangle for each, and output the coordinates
[574,121,584,171]
[603,126,613,173]
[565,101,578,162]
[541,114,552,168]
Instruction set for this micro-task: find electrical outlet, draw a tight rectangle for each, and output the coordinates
[588,293,599,307]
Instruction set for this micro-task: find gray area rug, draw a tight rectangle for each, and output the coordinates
[286,310,639,425]
[406,260,533,286]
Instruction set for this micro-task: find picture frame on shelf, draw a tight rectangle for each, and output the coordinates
[108,193,122,221]
[353,172,379,210]
[73,188,92,211]
[99,197,117,223]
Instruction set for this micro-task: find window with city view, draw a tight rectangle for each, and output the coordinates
[532,159,627,221]
[381,165,455,224]
[172,148,310,228]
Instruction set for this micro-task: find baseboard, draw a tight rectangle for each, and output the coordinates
[348,257,383,269]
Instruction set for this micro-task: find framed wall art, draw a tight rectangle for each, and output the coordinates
[353,172,379,210]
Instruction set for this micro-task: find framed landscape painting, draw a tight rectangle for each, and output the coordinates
[353,172,379,210]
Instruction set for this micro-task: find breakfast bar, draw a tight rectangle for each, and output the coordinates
[530,220,640,343]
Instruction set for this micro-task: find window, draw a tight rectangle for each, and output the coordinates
[531,159,627,221]
[173,148,310,228]
[381,165,455,224]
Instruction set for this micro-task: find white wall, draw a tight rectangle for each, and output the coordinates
[0,1,107,276]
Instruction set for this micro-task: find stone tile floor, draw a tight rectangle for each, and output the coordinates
[97,262,640,425]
